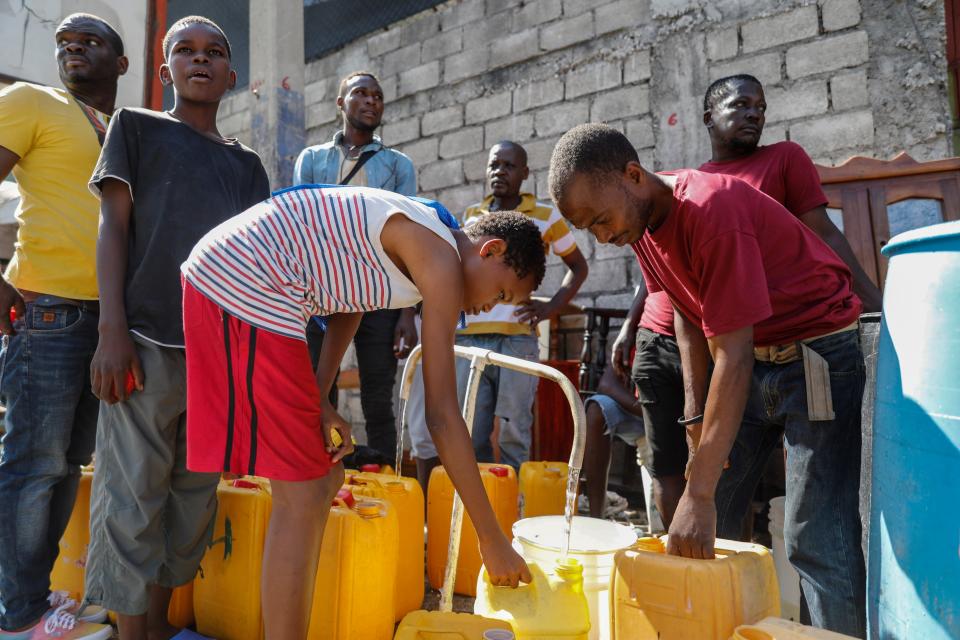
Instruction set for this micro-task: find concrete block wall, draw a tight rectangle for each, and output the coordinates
[216,0,949,428]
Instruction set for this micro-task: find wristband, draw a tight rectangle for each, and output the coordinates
[677,414,704,426]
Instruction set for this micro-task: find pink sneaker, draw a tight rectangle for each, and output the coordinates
[0,601,112,640]
[46,593,107,625]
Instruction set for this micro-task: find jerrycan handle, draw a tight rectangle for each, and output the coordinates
[481,560,545,593]
[333,488,356,509]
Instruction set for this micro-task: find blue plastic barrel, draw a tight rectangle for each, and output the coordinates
[869,220,960,639]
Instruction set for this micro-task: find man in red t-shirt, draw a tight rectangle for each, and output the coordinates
[699,74,882,312]
[549,124,865,637]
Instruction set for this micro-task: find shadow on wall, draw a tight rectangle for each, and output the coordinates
[869,328,960,639]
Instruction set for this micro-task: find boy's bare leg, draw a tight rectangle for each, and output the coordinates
[584,402,612,519]
[145,584,177,640]
[262,465,344,640]
[118,613,148,640]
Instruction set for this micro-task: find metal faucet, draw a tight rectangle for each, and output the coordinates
[396,344,587,612]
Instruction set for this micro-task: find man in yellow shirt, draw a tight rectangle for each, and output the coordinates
[408,141,588,482]
[0,13,126,638]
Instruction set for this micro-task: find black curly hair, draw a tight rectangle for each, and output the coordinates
[162,15,231,61]
[549,123,639,204]
[464,212,546,287]
[703,74,761,112]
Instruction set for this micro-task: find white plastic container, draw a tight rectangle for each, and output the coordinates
[512,516,637,640]
[768,496,801,622]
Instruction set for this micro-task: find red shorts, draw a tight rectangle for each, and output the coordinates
[183,281,332,481]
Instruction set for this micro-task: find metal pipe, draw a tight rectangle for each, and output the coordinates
[395,343,587,607]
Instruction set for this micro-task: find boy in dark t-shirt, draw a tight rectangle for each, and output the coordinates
[83,16,269,640]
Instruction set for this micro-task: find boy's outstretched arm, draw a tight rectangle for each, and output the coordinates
[388,218,532,587]
[91,178,142,404]
[315,311,363,462]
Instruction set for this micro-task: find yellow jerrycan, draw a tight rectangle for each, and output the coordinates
[345,472,424,621]
[475,558,591,639]
[394,610,514,639]
[427,464,518,597]
[611,536,780,640]
[518,461,568,518]
[306,494,399,640]
[50,466,94,601]
[166,581,194,628]
[730,617,860,640]
[194,477,272,640]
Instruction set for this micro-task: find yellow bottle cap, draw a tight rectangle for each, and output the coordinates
[635,536,666,553]
[356,501,381,518]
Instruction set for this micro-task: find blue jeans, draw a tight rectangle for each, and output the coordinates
[455,333,540,471]
[0,297,100,630]
[714,330,866,637]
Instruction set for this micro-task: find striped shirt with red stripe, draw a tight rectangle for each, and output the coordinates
[181,185,458,340]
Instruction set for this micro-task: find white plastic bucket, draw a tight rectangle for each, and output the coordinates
[512,516,637,640]
[769,496,802,621]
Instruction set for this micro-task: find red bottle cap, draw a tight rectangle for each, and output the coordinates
[488,466,509,478]
[125,371,136,395]
[361,464,381,473]
[232,479,259,490]
[335,488,356,508]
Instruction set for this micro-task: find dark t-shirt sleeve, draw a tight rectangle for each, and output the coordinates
[248,161,271,204]
[89,108,138,197]
[694,230,773,338]
[782,142,828,216]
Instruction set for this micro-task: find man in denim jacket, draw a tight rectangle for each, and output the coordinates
[293,71,417,461]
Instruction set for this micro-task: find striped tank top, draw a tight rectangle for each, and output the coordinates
[181,185,459,340]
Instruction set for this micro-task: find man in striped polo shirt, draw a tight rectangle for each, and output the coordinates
[409,141,588,482]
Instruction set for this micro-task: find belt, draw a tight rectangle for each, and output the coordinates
[753,321,859,364]
[752,321,859,422]
[20,290,99,312]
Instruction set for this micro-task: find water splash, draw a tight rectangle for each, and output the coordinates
[561,466,581,558]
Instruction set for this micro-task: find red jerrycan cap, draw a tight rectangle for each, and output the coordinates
[232,479,260,490]
[335,488,356,508]
[488,466,509,478]
[361,464,381,473]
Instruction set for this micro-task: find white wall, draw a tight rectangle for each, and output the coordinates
[0,0,148,107]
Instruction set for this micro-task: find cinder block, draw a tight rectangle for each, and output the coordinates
[514,0,563,31]
[540,12,595,51]
[566,60,621,99]
[764,80,829,123]
[488,0,523,15]
[419,158,465,190]
[437,182,486,216]
[706,27,738,61]
[381,115,420,145]
[524,135,561,171]
[399,137,439,167]
[624,49,652,84]
[535,100,590,136]
[710,51,782,88]
[513,77,565,112]
[596,0,652,36]
[786,31,869,79]
[490,27,542,69]
[444,47,490,83]
[464,152,489,182]
[422,105,464,135]
[625,116,655,148]
[381,42,422,79]
[562,0,600,17]
[742,6,819,53]
[591,85,650,122]
[422,28,464,63]
[398,61,441,97]
[305,105,336,130]
[440,126,485,158]
[398,13,441,47]
[464,11,512,50]
[831,69,869,110]
[822,0,861,31]
[484,113,535,147]
[761,124,787,143]
[465,91,513,124]
[441,1,486,31]
[789,110,874,156]
[367,28,402,58]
